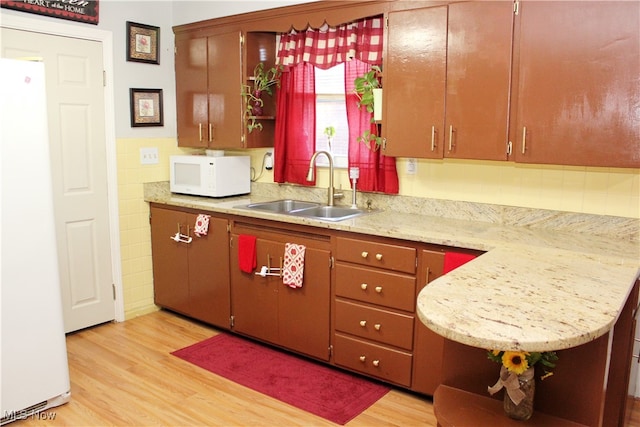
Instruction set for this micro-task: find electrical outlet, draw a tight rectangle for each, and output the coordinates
[140,147,159,165]
[265,149,274,170]
[406,158,417,175]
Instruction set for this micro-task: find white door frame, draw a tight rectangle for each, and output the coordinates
[1,13,124,323]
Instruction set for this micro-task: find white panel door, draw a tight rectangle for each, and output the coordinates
[1,28,115,332]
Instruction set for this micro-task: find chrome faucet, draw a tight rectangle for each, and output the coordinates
[306,151,343,206]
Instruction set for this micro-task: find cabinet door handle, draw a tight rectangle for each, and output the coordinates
[448,125,454,151]
[359,320,367,327]
[375,286,383,293]
[359,355,366,363]
[425,267,431,285]
[374,323,381,331]
[361,251,368,258]
[209,123,213,142]
[372,360,380,367]
[198,123,203,142]
[521,126,527,154]
[375,253,383,261]
[360,283,368,290]
[430,125,436,151]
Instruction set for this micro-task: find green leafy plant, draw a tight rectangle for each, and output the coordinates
[241,62,283,132]
[353,65,383,149]
[323,126,336,151]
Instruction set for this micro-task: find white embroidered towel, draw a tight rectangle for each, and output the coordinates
[194,214,211,237]
[283,243,306,288]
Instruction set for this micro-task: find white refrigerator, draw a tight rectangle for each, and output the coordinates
[0,58,71,424]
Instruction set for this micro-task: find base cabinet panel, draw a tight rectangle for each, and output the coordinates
[150,205,231,328]
[230,224,331,361]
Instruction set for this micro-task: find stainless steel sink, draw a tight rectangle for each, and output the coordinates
[290,205,367,222]
[236,199,372,221]
[239,199,320,213]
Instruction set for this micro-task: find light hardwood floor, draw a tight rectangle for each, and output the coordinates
[14,310,640,426]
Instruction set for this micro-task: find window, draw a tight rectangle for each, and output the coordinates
[314,63,348,168]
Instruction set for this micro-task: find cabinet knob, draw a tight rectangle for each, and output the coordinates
[375,286,383,293]
[360,283,368,290]
[372,360,380,367]
[375,253,383,261]
[374,324,381,331]
[361,251,368,258]
[359,355,366,363]
[359,320,367,327]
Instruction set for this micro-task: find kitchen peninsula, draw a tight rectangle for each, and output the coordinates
[145,181,639,425]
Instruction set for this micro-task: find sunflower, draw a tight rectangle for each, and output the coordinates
[502,351,530,375]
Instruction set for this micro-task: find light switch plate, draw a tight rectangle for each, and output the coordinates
[140,147,159,165]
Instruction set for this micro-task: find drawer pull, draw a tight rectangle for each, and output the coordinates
[375,286,383,293]
[361,251,369,258]
[372,360,380,367]
[375,253,383,261]
[359,320,367,327]
[374,323,381,331]
[359,355,366,363]
[360,283,368,290]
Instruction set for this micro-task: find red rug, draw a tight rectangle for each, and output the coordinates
[171,333,390,425]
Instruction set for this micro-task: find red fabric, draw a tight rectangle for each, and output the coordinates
[443,252,477,274]
[238,234,257,273]
[274,63,317,186]
[345,59,399,194]
[172,333,390,425]
[283,243,306,288]
[276,16,384,69]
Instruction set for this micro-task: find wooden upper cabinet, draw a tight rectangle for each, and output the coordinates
[176,31,275,149]
[175,36,209,148]
[382,6,447,158]
[382,2,513,160]
[445,1,513,160]
[207,31,243,148]
[513,1,640,167]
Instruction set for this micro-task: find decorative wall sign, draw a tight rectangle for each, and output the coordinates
[0,0,99,25]
[130,88,163,127]
[126,21,160,65]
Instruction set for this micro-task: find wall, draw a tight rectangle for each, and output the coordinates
[1,0,638,320]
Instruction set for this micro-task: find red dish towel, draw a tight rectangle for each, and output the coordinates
[194,214,210,237]
[283,243,306,288]
[443,252,477,274]
[238,234,257,273]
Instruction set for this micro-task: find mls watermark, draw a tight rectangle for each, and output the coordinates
[2,410,57,423]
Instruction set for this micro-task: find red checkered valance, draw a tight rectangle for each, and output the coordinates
[276,16,383,69]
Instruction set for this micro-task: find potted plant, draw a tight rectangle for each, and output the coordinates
[323,125,336,151]
[242,62,283,132]
[353,65,383,149]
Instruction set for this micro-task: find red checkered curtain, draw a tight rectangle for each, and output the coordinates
[276,16,383,68]
[274,16,398,193]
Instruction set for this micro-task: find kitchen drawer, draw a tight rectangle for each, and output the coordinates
[335,263,416,311]
[335,300,414,350]
[333,333,413,387]
[335,236,416,274]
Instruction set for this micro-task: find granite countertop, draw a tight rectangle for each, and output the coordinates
[144,181,640,352]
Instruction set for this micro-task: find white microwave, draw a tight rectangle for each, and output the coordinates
[170,155,250,198]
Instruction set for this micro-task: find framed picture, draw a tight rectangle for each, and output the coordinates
[130,88,164,127]
[126,21,160,64]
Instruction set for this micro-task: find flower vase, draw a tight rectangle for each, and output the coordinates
[503,367,535,421]
[251,90,263,117]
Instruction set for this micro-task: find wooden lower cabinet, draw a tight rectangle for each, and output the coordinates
[150,204,231,328]
[332,234,424,388]
[230,221,332,361]
[412,249,446,395]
